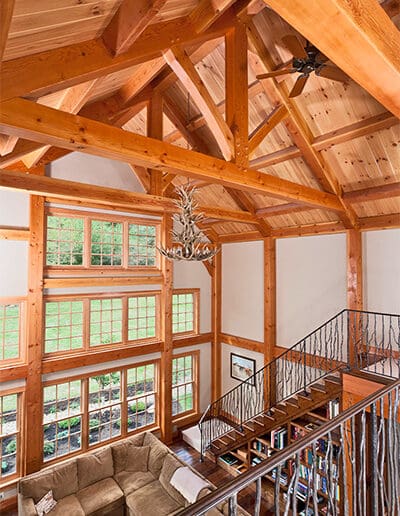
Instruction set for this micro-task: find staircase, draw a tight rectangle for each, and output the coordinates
[209,374,341,458]
[199,309,400,460]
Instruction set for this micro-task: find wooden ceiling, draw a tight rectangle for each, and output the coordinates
[0,0,399,241]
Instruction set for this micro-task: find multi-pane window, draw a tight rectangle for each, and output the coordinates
[88,372,121,446]
[45,209,159,269]
[0,392,21,480]
[90,298,123,346]
[128,295,157,341]
[172,353,197,417]
[126,364,157,432]
[46,215,84,266]
[172,291,198,335]
[91,220,123,266]
[44,300,84,353]
[0,300,23,362]
[128,224,157,266]
[43,381,82,461]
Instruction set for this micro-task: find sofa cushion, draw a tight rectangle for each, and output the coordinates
[19,461,78,503]
[48,495,84,516]
[111,433,145,474]
[126,480,181,516]
[159,454,186,506]
[125,445,150,472]
[114,470,155,496]
[77,447,114,490]
[147,442,169,478]
[77,477,123,515]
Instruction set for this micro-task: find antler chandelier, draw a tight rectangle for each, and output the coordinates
[158,185,219,262]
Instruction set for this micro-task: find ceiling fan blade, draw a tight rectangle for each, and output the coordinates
[288,74,309,98]
[281,35,307,58]
[317,65,350,83]
[256,68,295,79]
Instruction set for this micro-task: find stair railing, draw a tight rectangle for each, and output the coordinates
[200,309,400,458]
[182,377,400,516]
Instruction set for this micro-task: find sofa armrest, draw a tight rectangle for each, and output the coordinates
[18,494,37,516]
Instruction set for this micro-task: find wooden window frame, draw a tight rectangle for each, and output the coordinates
[42,360,160,466]
[0,387,25,487]
[172,289,200,338]
[0,297,26,367]
[45,207,161,274]
[172,350,199,422]
[43,291,161,357]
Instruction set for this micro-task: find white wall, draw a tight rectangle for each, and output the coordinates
[50,152,145,192]
[363,229,400,314]
[276,234,347,347]
[0,190,29,227]
[222,241,264,342]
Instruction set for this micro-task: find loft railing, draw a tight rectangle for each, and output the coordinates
[199,309,400,458]
[181,378,400,516]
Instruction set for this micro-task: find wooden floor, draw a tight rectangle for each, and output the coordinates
[170,440,275,515]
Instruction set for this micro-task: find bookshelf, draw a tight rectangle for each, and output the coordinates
[216,397,341,515]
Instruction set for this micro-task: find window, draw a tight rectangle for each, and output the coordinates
[128,223,157,266]
[44,300,84,354]
[46,214,84,266]
[88,372,121,446]
[0,392,22,481]
[128,295,157,341]
[172,290,198,335]
[43,362,159,462]
[90,298,123,347]
[43,380,82,461]
[172,353,198,418]
[45,209,160,270]
[0,299,24,362]
[44,292,159,356]
[126,363,157,432]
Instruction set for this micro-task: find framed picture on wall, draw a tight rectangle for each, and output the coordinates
[230,353,256,385]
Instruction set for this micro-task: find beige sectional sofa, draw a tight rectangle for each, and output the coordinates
[18,432,246,516]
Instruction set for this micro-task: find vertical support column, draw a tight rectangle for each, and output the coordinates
[211,251,222,401]
[147,92,163,196]
[225,21,249,168]
[25,166,46,474]
[264,237,276,409]
[347,229,363,368]
[160,213,173,444]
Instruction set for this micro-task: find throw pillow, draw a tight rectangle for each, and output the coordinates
[125,445,150,472]
[34,490,57,516]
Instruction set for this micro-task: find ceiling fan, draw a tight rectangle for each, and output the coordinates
[256,35,350,98]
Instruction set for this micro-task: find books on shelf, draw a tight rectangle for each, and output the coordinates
[328,399,340,418]
[219,453,238,466]
[253,437,273,457]
[271,427,287,449]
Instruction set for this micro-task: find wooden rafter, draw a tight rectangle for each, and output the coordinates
[0,169,259,224]
[0,0,14,61]
[0,15,230,101]
[256,202,318,218]
[247,22,358,229]
[190,0,237,32]
[264,0,400,118]
[248,105,289,156]
[163,46,234,160]
[343,182,400,203]
[0,98,345,210]
[148,92,163,196]
[102,0,168,56]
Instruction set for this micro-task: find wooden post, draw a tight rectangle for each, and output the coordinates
[25,166,46,474]
[264,237,276,409]
[211,251,222,401]
[159,213,173,443]
[347,229,363,368]
[147,92,163,196]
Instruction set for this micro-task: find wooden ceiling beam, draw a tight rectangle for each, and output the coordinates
[256,202,318,218]
[102,0,168,56]
[248,105,289,156]
[380,0,400,18]
[263,0,400,118]
[0,169,259,224]
[0,134,18,156]
[0,98,343,211]
[250,146,302,169]
[247,23,358,229]
[358,213,400,231]
[0,0,14,61]
[343,182,400,203]
[163,46,234,160]
[0,16,229,102]
[189,0,237,32]
[225,188,272,236]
